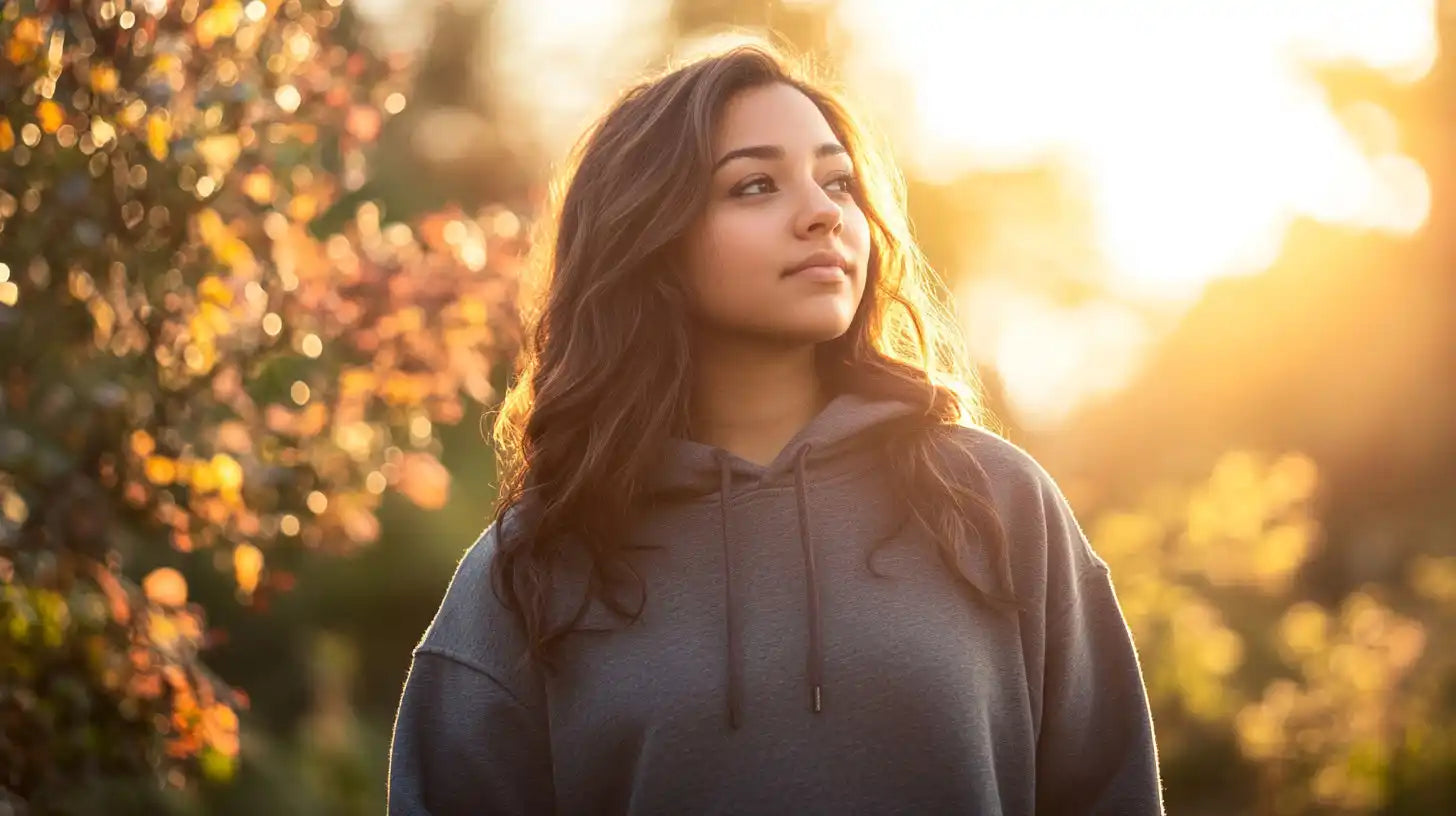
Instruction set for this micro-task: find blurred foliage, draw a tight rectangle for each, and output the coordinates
[0,0,520,809]
[1088,450,1456,815]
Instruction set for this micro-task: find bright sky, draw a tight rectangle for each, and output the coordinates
[836,0,1437,426]
[360,0,1439,430]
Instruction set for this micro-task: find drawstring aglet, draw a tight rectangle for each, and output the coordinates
[811,684,823,713]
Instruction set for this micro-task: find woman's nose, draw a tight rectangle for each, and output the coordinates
[795,184,844,238]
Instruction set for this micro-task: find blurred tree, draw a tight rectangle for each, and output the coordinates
[0,0,521,810]
[670,0,839,56]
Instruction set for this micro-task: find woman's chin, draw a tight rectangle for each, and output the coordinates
[765,313,856,345]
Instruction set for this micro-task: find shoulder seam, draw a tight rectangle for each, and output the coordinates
[1047,563,1113,623]
[413,646,531,709]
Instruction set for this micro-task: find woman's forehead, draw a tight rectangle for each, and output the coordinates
[711,84,842,156]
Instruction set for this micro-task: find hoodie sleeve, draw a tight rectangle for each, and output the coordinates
[951,426,1163,815]
[1034,563,1164,815]
[1031,476,1164,815]
[387,649,554,815]
[387,526,555,815]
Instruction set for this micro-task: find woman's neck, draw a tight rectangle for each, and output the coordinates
[690,337,828,467]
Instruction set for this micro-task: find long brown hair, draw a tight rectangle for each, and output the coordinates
[491,41,1016,675]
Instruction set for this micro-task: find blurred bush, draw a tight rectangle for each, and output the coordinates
[1088,450,1456,815]
[0,0,520,810]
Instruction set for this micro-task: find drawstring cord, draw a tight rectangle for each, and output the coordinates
[793,444,824,714]
[717,443,822,730]
[718,455,743,730]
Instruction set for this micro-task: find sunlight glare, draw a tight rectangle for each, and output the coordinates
[841,0,1437,425]
[841,0,1436,298]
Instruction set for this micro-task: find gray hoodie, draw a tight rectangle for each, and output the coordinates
[387,393,1164,815]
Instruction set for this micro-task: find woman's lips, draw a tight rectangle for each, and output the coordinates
[786,264,847,283]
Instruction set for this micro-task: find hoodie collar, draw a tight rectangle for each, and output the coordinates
[648,392,924,498]
[649,392,925,729]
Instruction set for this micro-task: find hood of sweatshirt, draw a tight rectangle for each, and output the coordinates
[647,391,925,729]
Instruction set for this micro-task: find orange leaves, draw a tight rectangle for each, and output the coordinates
[0,0,506,804]
[145,455,178,485]
[145,111,171,160]
[88,62,118,94]
[394,452,451,510]
[5,16,44,66]
[344,105,382,141]
[35,100,62,133]
[143,568,188,607]
[241,168,274,204]
[232,543,263,599]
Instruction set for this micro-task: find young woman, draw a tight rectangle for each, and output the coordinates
[388,42,1163,815]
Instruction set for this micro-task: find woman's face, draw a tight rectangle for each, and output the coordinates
[681,82,870,347]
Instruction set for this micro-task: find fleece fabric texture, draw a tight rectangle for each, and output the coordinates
[387,393,1164,815]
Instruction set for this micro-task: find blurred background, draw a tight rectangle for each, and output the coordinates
[1,0,1453,813]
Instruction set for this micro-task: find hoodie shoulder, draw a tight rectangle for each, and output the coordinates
[415,521,542,705]
[933,424,1108,607]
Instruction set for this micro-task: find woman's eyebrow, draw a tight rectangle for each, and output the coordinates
[712,142,847,172]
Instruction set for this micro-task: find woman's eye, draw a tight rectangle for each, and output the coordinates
[825,174,858,194]
[732,177,776,196]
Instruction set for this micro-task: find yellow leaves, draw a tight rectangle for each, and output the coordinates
[36,99,63,133]
[198,275,233,307]
[146,450,245,502]
[241,168,274,204]
[88,62,118,94]
[200,745,239,782]
[1234,591,1427,811]
[194,209,257,274]
[117,98,148,129]
[287,192,317,222]
[394,452,450,510]
[195,134,241,177]
[1,487,28,525]
[211,453,244,493]
[33,588,70,648]
[195,0,244,48]
[1250,521,1316,591]
[1278,602,1330,661]
[457,294,490,326]
[196,207,226,245]
[215,236,256,273]
[1235,679,1299,761]
[338,367,377,398]
[380,371,432,406]
[146,111,171,160]
[143,568,188,607]
[1177,450,1322,592]
[1409,555,1456,603]
[232,543,263,599]
[0,117,13,151]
